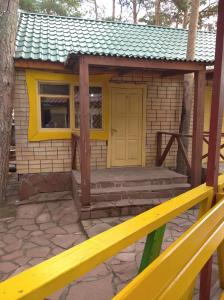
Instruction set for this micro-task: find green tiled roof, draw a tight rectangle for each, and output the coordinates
[15,12,216,64]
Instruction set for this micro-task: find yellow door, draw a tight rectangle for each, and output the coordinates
[111,87,143,166]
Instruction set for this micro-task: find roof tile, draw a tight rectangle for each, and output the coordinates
[15,12,216,63]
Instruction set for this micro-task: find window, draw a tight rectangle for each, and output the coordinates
[74,87,102,129]
[26,70,108,141]
[39,83,70,128]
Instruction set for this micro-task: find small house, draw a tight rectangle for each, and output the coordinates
[14,12,215,218]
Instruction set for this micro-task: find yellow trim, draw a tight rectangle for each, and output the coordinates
[26,70,111,141]
[107,83,147,168]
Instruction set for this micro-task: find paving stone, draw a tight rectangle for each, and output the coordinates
[115,253,136,262]
[62,224,82,234]
[0,224,7,233]
[6,240,22,252]
[135,242,145,252]
[135,252,142,267]
[111,262,137,282]
[30,230,44,237]
[16,230,30,239]
[36,213,51,224]
[46,286,69,300]
[3,234,18,244]
[58,214,77,226]
[22,224,39,231]
[51,247,65,256]
[0,240,6,248]
[15,256,30,266]
[1,250,24,261]
[22,242,37,249]
[39,223,56,230]
[66,275,114,300]
[29,257,45,266]
[26,246,50,258]
[0,262,18,273]
[45,226,66,235]
[16,204,44,219]
[51,234,78,249]
[87,223,112,237]
[8,218,35,228]
[30,236,51,246]
[123,244,136,253]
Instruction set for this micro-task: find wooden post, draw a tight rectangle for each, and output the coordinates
[199,1,224,299]
[191,69,205,187]
[79,56,90,206]
[156,132,162,166]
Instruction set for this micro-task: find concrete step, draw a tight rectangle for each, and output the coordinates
[77,183,190,203]
[80,198,169,219]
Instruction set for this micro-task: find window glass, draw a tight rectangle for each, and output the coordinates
[74,87,102,129]
[41,97,70,128]
[39,83,70,128]
[39,84,69,95]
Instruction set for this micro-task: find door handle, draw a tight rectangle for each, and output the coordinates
[111,128,117,135]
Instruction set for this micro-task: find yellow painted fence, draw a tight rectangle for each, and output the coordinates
[1,176,224,299]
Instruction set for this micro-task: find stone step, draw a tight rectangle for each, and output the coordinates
[72,167,188,189]
[77,183,190,203]
[80,198,168,220]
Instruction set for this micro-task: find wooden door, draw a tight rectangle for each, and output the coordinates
[111,87,143,166]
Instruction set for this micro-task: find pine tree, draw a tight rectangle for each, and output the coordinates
[176,0,201,176]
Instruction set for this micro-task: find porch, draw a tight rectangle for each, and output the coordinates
[67,54,207,210]
[72,166,190,219]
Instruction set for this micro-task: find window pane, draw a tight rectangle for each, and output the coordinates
[39,84,69,95]
[41,97,70,128]
[74,87,102,129]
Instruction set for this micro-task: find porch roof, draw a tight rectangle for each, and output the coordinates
[16,12,215,65]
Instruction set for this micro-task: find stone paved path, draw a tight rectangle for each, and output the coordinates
[0,199,222,299]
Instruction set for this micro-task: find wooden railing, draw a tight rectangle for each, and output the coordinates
[71,133,80,170]
[156,131,224,172]
[3,176,224,299]
[114,196,224,300]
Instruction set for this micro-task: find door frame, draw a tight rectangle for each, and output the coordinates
[107,83,147,168]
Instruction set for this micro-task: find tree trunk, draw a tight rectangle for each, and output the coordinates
[176,0,200,175]
[93,0,98,19]
[155,0,161,25]
[183,7,188,28]
[0,0,19,205]
[132,0,137,24]
[112,0,115,20]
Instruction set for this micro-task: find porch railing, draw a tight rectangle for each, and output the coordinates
[156,131,224,176]
[71,133,80,170]
[1,176,224,299]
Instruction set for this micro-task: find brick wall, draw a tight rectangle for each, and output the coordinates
[14,70,107,174]
[14,69,185,175]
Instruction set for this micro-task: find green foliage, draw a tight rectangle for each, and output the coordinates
[19,0,38,12]
[139,1,179,27]
[19,0,81,16]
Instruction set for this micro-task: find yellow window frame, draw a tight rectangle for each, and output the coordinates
[26,70,110,141]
